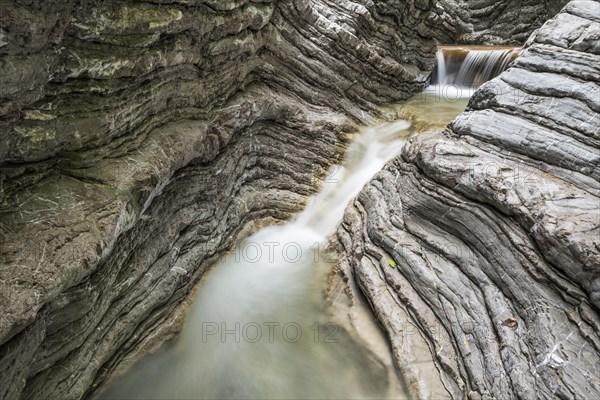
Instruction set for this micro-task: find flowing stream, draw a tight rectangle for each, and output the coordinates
[100,46,517,400]
[101,119,412,400]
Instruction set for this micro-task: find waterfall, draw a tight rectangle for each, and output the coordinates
[433,46,520,88]
[436,49,447,86]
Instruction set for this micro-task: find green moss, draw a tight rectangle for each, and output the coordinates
[103,33,161,47]
[98,5,182,33]
[14,126,56,143]
[23,110,56,121]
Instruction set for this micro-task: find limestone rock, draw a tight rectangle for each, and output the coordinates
[0,1,436,399]
[0,0,590,399]
[334,1,600,398]
[428,0,571,45]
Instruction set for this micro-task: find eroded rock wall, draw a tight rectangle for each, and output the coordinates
[0,1,439,399]
[333,1,600,398]
[0,0,589,399]
[429,0,571,45]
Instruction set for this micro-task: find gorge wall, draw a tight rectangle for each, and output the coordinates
[0,1,434,399]
[428,0,571,45]
[0,0,586,399]
[332,1,599,399]
[0,1,438,399]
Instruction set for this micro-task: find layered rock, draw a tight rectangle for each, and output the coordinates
[333,1,600,398]
[428,0,571,45]
[0,1,441,399]
[1,0,589,399]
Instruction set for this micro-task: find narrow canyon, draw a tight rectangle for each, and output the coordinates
[0,1,598,399]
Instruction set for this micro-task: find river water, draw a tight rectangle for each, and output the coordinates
[100,118,415,400]
[100,46,512,400]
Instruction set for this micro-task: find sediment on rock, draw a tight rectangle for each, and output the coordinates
[333,1,600,399]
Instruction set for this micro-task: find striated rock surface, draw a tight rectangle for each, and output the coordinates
[0,0,589,399]
[333,1,600,399]
[428,0,571,45]
[0,1,441,399]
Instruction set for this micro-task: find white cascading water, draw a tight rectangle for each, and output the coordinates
[436,49,447,86]
[100,121,412,400]
[454,49,516,86]
[432,46,519,98]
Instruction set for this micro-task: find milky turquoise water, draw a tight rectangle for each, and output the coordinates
[100,120,413,400]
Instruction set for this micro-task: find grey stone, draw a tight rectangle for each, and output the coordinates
[333,2,600,399]
[0,0,592,399]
